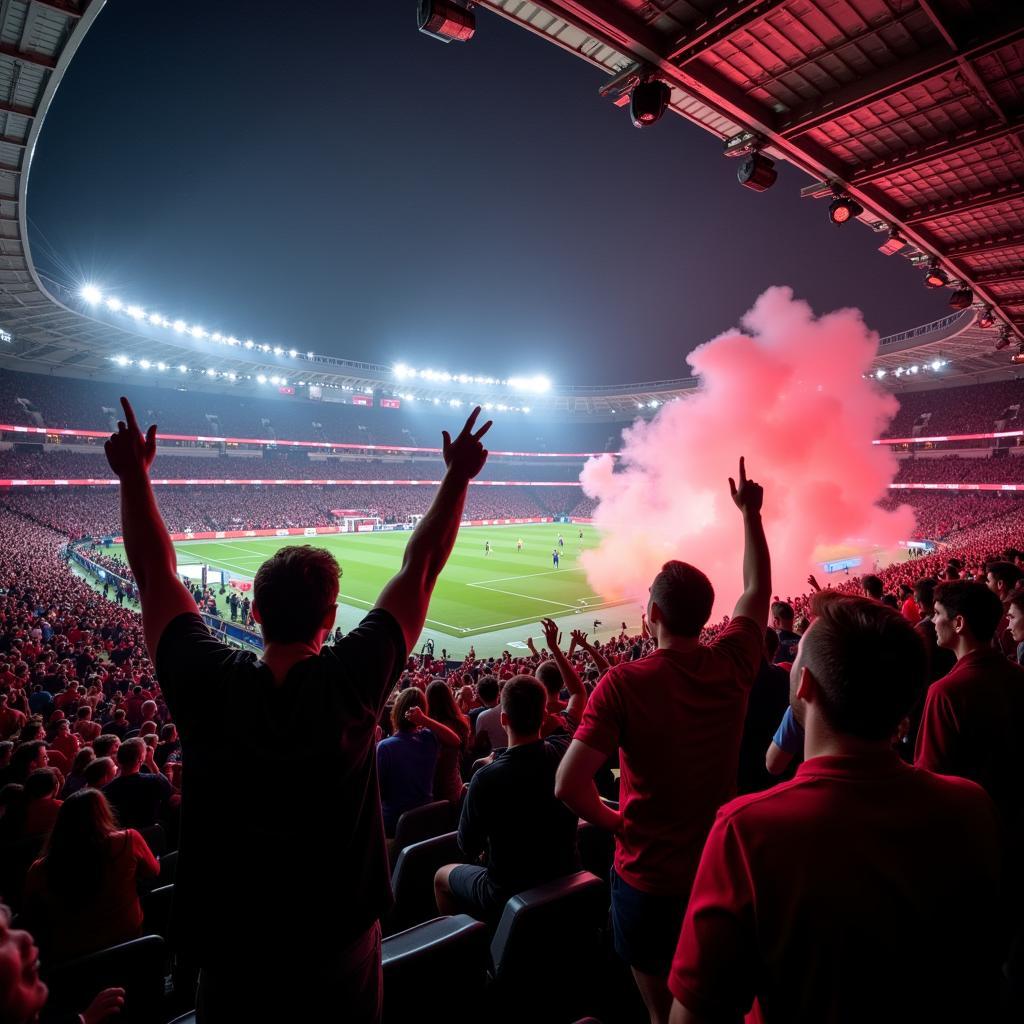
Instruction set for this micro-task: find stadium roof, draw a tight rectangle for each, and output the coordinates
[0,0,1020,419]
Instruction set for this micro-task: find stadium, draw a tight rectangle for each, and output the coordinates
[0,2,1022,1024]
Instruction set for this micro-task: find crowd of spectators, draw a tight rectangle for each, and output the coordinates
[2,414,1024,1020]
[894,454,1024,484]
[881,378,1023,438]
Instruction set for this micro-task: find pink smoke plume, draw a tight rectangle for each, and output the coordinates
[580,286,914,618]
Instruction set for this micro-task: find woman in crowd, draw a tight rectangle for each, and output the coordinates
[377,687,461,836]
[426,679,471,805]
[61,747,95,799]
[23,787,159,962]
[1009,584,1024,665]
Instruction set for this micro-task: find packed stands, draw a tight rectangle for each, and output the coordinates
[881,379,1024,439]
[893,455,1024,485]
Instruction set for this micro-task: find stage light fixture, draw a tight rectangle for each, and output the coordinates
[948,287,973,310]
[977,307,995,328]
[924,263,948,288]
[737,153,777,192]
[878,230,905,256]
[875,368,887,379]
[630,79,669,128]
[417,0,475,43]
[827,196,863,224]
[995,326,1012,350]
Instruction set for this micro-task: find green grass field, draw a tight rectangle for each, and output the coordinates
[109,524,625,646]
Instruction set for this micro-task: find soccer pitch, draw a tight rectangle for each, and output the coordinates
[110,524,634,655]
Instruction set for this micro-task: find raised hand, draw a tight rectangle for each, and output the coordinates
[540,617,562,652]
[405,705,427,728]
[81,987,126,1024]
[570,628,590,649]
[728,456,763,515]
[807,573,821,592]
[104,397,157,480]
[442,406,492,481]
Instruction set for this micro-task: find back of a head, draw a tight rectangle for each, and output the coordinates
[764,627,780,661]
[93,734,119,759]
[42,787,118,899]
[24,768,58,801]
[84,757,116,788]
[476,675,499,704]
[500,675,546,737]
[770,601,794,627]
[535,660,562,698]
[799,594,926,741]
[391,687,426,733]
[650,560,714,638]
[913,577,937,611]
[426,679,462,727]
[934,580,1004,644]
[116,737,146,771]
[862,575,884,600]
[253,544,340,644]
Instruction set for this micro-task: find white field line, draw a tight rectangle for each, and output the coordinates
[468,567,587,586]
[466,583,580,610]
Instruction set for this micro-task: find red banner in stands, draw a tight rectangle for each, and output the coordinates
[0,478,583,487]
[874,430,1024,444]
[380,398,400,409]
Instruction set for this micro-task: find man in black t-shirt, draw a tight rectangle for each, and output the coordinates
[434,675,578,922]
[103,737,173,828]
[104,396,492,1023]
[769,601,800,664]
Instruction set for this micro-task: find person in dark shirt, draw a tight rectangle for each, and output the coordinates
[103,738,173,829]
[769,601,799,665]
[737,629,790,793]
[104,395,491,1023]
[434,675,578,922]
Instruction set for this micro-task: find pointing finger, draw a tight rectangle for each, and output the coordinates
[473,419,493,441]
[460,406,481,437]
[145,423,157,458]
[120,397,139,433]
[441,430,452,450]
[729,477,737,497]
[739,456,746,483]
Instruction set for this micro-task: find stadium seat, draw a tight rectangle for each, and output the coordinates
[388,799,457,863]
[385,830,463,936]
[137,822,167,857]
[577,819,614,883]
[158,848,178,884]
[489,871,607,1018]
[141,883,174,940]
[43,935,166,1024]
[382,914,489,1024]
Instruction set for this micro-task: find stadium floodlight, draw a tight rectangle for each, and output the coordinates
[737,153,777,192]
[139,359,151,369]
[977,307,995,329]
[148,312,164,325]
[226,372,237,381]
[894,367,904,376]
[80,284,103,304]
[105,297,122,312]
[432,397,440,405]
[828,195,863,224]
[449,398,461,407]
[508,374,551,394]
[191,326,207,339]
[157,362,167,372]
[948,287,973,310]
[257,374,267,384]
[930,359,944,371]
[875,368,887,378]
[649,400,660,408]
[172,319,188,333]
[242,339,253,349]
[126,305,146,320]
[178,364,188,373]
[909,365,919,374]
[273,346,283,356]
[630,79,670,128]
[206,369,217,377]
[417,0,476,43]
[113,355,130,367]
[924,262,948,288]
[522,406,530,413]
[306,351,314,358]
[289,349,297,358]
[227,336,239,346]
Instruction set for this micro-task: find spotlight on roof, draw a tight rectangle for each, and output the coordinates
[948,286,973,310]
[995,326,1012,351]
[417,0,475,43]
[737,153,777,192]
[875,368,887,379]
[80,284,103,304]
[977,306,996,329]
[924,262,948,288]
[827,195,863,224]
[630,79,670,128]
[1012,344,1024,365]
[878,229,906,256]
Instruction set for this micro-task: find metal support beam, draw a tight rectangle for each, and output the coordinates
[0,41,56,69]
[995,294,1024,307]
[777,20,1024,138]
[0,99,35,119]
[0,133,27,148]
[945,231,1024,259]
[903,180,1024,224]
[973,267,1024,286]
[848,115,1024,185]
[30,0,82,18]
[666,0,789,64]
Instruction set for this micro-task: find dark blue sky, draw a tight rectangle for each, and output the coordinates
[28,0,945,385]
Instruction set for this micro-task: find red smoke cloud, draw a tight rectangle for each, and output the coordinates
[580,287,914,618]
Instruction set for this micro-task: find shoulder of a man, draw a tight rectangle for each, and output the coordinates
[323,608,407,712]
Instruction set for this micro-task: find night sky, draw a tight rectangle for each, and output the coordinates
[28,0,945,386]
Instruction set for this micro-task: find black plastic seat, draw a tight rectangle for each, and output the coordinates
[577,819,615,884]
[141,882,174,940]
[43,935,166,1024]
[136,822,166,857]
[489,871,607,1018]
[388,799,457,863]
[385,830,462,936]
[158,848,178,884]
[382,914,489,1023]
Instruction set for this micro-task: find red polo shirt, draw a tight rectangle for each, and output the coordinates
[669,753,1002,1023]
[574,615,762,895]
[914,648,1024,833]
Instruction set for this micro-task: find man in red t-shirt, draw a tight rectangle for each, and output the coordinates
[668,595,1002,1024]
[556,458,771,1024]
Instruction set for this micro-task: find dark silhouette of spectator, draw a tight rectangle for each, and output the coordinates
[425,679,470,805]
[103,738,174,829]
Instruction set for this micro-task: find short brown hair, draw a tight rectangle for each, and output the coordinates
[500,675,546,736]
[800,593,925,740]
[650,561,714,637]
[253,545,341,643]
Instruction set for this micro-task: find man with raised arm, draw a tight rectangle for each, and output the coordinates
[104,397,490,1024]
[555,458,771,1024]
